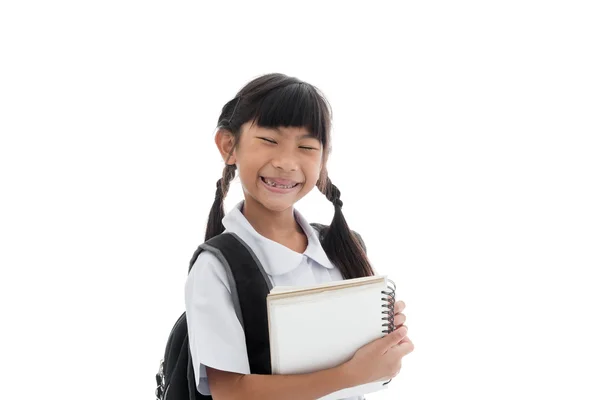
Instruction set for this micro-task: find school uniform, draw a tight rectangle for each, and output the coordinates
[185,200,367,400]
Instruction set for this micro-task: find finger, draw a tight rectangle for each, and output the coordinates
[389,335,412,349]
[398,337,415,356]
[383,325,408,350]
[394,313,406,327]
[393,325,408,345]
[399,336,412,345]
[392,339,414,358]
[394,300,406,315]
[390,336,414,352]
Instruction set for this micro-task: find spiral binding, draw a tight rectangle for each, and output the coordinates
[381,278,396,385]
[381,278,396,333]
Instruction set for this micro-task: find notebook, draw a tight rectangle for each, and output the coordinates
[267,275,396,400]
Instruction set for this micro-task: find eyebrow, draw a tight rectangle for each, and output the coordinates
[271,127,317,140]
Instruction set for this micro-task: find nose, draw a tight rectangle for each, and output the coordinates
[271,147,299,172]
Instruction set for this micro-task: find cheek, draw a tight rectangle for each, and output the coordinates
[235,146,261,173]
[308,165,321,183]
[238,161,260,185]
[232,155,252,188]
[303,156,323,184]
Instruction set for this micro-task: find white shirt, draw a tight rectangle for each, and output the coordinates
[185,201,366,399]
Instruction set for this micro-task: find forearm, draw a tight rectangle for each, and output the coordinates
[235,363,357,400]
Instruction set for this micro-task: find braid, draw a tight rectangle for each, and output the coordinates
[205,164,236,241]
[318,176,374,279]
[321,176,342,207]
[220,163,236,197]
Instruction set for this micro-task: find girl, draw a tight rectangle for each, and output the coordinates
[185,73,414,400]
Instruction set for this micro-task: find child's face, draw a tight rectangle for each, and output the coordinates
[232,121,323,213]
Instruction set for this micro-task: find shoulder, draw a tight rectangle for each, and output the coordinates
[185,249,232,297]
[352,230,367,253]
[310,223,367,253]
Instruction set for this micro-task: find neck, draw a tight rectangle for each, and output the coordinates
[241,197,302,240]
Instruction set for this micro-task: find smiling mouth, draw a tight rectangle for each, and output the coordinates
[260,176,301,189]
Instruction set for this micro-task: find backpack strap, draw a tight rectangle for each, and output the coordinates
[189,233,273,375]
[309,222,367,253]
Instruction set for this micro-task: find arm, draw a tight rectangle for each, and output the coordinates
[207,362,358,400]
[185,251,369,399]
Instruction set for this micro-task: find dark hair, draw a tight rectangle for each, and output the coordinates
[205,73,374,279]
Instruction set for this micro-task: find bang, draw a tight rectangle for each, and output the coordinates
[247,83,330,144]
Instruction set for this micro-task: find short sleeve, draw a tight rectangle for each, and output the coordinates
[184,251,250,396]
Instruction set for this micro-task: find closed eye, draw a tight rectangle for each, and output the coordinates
[258,137,277,144]
[299,146,318,151]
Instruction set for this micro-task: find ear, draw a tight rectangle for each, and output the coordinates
[215,129,237,165]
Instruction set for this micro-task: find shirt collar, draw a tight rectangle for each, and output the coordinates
[221,201,334,276]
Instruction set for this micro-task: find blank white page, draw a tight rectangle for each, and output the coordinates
[268,277,390,398]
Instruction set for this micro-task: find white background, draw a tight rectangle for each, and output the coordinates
[1,1,599,399]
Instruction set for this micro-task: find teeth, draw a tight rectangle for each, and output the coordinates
[264,178,295,189]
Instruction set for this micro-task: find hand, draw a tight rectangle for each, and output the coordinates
[342,325,413,386]
[341,300,414,386]
[394,300,407,331]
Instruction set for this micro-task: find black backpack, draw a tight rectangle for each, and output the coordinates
[155,224,365,400]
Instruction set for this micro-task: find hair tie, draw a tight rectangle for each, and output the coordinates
[333,198,343,209]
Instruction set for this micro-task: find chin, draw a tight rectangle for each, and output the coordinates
[255,196,296,213]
